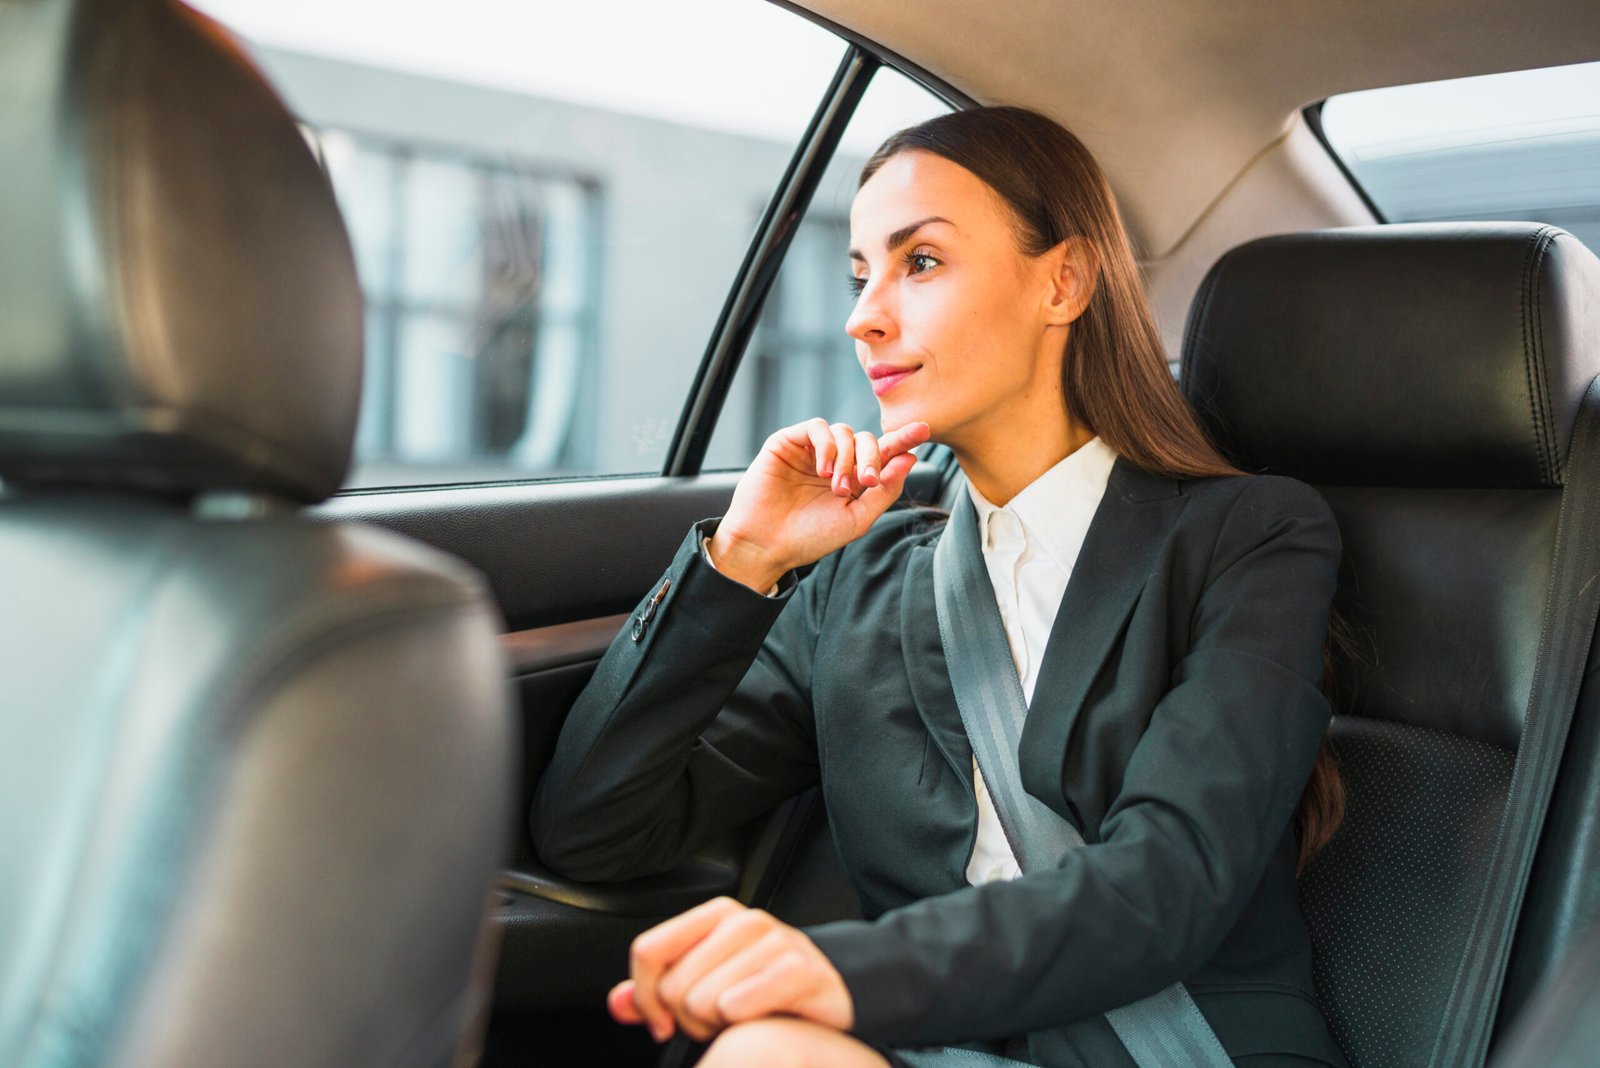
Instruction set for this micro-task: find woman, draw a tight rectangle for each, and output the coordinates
[532,106,1348,1068]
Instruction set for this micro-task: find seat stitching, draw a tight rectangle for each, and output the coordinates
[1520,230,1543,484]
[1530,229,1560,484]
[1520,227,1558,485]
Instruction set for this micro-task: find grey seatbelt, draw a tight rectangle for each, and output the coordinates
[1432,374,1600,1066]
[909,488,1234,1068]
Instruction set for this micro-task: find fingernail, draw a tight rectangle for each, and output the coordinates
[821,463,832,477]
[863,465,876,480]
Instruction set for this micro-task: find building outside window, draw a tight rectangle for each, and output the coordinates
[306,128,603,487]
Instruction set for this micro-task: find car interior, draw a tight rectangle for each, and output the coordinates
[2,1,1599,1067]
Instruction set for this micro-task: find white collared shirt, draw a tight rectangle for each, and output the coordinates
[963,435,1118,884]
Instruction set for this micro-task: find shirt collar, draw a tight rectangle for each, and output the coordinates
[964,435,1118,572]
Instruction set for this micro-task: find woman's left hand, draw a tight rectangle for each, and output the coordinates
[608,896,855,1043]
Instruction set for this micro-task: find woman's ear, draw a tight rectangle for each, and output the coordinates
[1043,236,1101,326]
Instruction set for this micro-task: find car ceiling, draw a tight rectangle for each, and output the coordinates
[793,0,1600,262]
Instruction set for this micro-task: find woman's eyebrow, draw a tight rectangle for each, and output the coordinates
[847,216,955,262]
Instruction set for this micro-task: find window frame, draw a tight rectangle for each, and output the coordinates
[1301,101,1389,224]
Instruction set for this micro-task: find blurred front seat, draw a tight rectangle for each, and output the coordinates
[0,1,512,1065]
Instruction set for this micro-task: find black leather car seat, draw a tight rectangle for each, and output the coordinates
[1491,913,1600,1067]
[1180,223,1600,1067]
[0,1,513,1065]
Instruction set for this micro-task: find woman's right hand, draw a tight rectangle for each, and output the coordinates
[708,418,932,593]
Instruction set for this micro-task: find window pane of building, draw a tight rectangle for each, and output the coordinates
[189,0,849,487]
[703,66,953,471]
[1320,61,1600,254]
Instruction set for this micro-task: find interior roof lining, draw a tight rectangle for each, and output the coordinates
[789,0,1600,258]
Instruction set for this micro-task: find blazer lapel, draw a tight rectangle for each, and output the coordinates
[901,540,974,792]
[1018,456,1184,815]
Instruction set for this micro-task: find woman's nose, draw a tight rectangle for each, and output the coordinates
[845,278,896,344]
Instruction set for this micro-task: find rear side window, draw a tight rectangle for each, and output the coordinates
[190,0,849,488]
[1318,61,1600,255]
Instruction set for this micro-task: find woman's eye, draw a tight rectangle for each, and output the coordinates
[907,252,941,275]
[847,275,866,297]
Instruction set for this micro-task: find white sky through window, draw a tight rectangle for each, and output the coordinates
[186,0,941,152]
[1319,60,1600,254]
[1322,60,1600,160]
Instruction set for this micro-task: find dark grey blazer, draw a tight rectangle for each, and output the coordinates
[532,457,1350,1068]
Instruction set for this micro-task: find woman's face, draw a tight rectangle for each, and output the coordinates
[846,149,1089,450]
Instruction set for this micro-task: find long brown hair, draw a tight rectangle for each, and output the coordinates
[862,106,1344,871]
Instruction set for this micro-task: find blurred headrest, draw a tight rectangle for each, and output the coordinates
[0,0,362,502]
[1180,223,1600,488]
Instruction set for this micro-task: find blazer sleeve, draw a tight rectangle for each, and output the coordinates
[806,476,1342,1048]
[530,517,835,882]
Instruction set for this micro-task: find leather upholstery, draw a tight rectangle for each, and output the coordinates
[1180,223,1600,1066]
[0,0,362,503]
[0,498,511,1067]
[1492,914,1600,1067]
[0,2,513,1065]
[1181,223,1600,488]
[1317,486,1557,750]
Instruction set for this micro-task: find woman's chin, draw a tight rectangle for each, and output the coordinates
[876,405,914,433]
[878,405,939,443]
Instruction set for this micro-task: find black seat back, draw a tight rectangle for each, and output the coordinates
[0,2,512,1064]
[1492,914,1600,1067]
[1180,223,1600,1066]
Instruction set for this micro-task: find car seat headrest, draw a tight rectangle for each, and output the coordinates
[0,0,362,503]
[1179,223,1600,488]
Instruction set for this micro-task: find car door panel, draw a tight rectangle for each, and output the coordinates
[314,462,951,627]
[315,475,745,630]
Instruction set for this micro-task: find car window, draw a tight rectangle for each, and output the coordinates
[1317,60,1600,255]
[189,0,849,489]
[701,66,952,470]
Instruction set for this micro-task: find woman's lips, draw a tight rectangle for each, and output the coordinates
[871,367,917,396]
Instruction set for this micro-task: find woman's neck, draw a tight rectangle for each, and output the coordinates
[951,416,1096,507]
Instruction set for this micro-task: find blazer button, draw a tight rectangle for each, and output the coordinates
[631,578,671,642]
